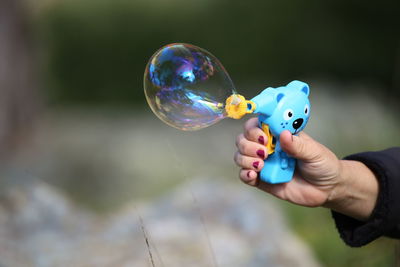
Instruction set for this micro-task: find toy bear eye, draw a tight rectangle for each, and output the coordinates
[304,104,310,115]
[283,109,294,120]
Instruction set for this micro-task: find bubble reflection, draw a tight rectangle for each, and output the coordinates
[144,43,236,131]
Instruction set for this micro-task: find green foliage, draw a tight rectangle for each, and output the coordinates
[37,0,399,106]
[281,202,397,267]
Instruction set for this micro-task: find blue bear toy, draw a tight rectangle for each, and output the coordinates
[249,80,311,184]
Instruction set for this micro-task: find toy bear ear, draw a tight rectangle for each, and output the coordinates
[287,80,310,96]
[276,93,285,103]
[300,84,309,96]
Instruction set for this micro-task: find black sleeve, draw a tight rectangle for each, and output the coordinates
[331,147,400,247]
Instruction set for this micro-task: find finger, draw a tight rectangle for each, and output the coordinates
[234,152,264,171]
[258,174,328,207]
[239,169,259,186]
[257,171,304,200]
[257,181,288,200]
[236,134,267,159]
[280,131,323,162]
[244,117,267,145]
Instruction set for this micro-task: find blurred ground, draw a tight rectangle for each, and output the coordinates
[1,84,398,266]
[0,178,320,267]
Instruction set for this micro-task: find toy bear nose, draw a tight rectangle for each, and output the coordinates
[292,118,304,130]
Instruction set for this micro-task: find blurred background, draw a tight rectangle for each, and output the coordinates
[0,0,399,266]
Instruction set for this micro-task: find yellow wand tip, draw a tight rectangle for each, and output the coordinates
[225,94,255,119]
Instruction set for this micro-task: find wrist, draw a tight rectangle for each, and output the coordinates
[323,160,351,213]
[324,160,379,221]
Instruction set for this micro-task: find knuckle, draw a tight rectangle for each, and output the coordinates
[233,152,239,164]
[234,152,244,167]
[244,128,252,140]
[235,134,244,148]
[237,139,247,154]
[238,155,245,167]
[244,117,256,131]
[243,118,252,130]
[245,125,261,142]
[244,125,255,139]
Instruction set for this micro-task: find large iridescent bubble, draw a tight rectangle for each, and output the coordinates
[144,43,236,131]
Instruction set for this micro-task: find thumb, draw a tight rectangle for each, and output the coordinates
[280,131,322,162]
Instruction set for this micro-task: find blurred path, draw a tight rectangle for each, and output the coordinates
[0,178,320,267]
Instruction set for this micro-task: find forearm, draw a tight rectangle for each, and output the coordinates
[324,160,379,221]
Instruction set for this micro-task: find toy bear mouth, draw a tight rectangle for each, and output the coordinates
[293,128,302,135]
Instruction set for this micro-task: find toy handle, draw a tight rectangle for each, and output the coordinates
[258,120,296,184]
[259,122,276,156]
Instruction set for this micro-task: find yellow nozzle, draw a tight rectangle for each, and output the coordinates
[225,94,256,119]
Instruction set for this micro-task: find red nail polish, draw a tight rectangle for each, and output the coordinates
[258,136,264,145]
[257,149,265,158]
[253,161,259,169]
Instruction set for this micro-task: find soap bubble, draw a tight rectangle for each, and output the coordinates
[144,43,236,131]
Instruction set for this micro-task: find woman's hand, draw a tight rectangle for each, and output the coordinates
[234,117,378,221]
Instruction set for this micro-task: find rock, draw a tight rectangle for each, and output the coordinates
[0,178,320,267]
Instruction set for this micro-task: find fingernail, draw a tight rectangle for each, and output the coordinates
[253,161,259,169]
[291,134,294,142]
[256,149,265,158]
[247,171,251,178]
[258,136,264,145]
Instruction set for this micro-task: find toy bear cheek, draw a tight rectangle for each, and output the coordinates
[279,121,290,129]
